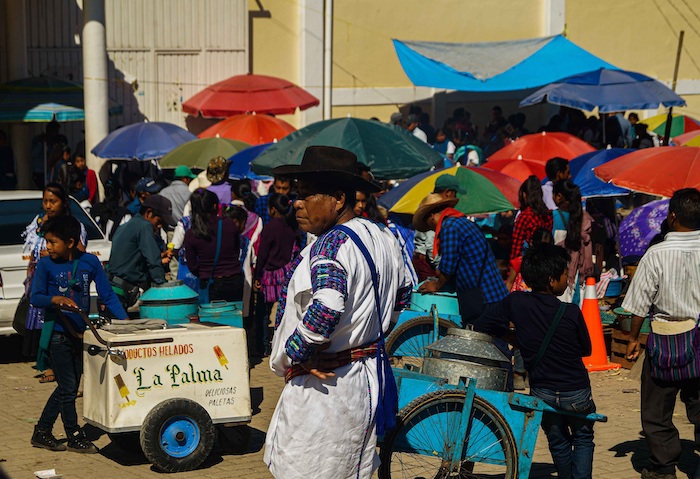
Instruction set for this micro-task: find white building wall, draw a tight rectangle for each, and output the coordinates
[11,0,247,151]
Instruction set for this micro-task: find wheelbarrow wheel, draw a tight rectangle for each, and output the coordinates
[379,390,517,479]
[140,398,215,473]
[385,316,459,368]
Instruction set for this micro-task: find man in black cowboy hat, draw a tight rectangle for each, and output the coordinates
[263,146,412,479]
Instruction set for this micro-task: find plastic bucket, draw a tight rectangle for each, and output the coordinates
[198,301,244,328]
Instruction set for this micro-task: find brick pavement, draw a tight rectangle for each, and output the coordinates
[1,334,698,479]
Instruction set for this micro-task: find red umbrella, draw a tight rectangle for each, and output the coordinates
[481,155,547,182]
[594,146,700,197]
[183,73,320,117]
[198,113,296,145]
[489,131,595,163]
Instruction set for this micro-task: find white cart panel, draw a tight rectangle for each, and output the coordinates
[83,324,251,433]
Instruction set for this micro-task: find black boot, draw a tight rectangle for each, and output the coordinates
[66,429,98,454]
[31,426,66,451]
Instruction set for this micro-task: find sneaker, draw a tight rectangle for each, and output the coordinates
[641,468,676,479]
[66,429,99,454]
[31,426,66,451]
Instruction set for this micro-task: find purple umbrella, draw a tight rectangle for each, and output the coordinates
[619,199,669,258]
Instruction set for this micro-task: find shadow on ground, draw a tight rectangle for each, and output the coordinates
[0,334,30,364]
[610,438,699,477]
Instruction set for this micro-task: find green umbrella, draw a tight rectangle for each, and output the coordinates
[251,117,442,180]
[159,137,251,169]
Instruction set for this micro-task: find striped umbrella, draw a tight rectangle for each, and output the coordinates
[643,113,700,138]
[0,76,122,122]
[672,130,700,147]
[379,165,520,215]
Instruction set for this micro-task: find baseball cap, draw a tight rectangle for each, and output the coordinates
[433,174,465,194]
[390,112,403,125]
[135,177,161,194]
[141,194,176,227]
[174,165,197,179]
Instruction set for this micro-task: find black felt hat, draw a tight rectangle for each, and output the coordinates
[272,146,380,193]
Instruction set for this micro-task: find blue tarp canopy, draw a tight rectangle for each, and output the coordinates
[393,35,618,92]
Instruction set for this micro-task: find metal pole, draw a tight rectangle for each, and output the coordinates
[662,30,684,145]
[82,0,110,200]
[323,0,333,120]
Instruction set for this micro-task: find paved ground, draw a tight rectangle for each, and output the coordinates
[1,334,699,479]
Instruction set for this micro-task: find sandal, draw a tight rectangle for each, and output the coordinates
[38,371,56,383]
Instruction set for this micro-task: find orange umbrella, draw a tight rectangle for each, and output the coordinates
[594,146,700,197]
[482,155,547,182]
[489,131,595,163]
[198,113,296,145]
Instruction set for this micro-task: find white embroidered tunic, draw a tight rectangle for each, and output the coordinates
[264,218,411,479]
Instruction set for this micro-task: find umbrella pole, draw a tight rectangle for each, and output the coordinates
[602,114,606,146]
[663,30,684,145]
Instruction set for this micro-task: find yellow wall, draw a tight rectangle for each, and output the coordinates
[567,0,700,118]
[333,0,543,88]
[251,0,700,125]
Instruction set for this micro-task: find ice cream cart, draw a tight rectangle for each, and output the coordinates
[82,320,251,473]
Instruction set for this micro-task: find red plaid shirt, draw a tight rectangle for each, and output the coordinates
[510,207,553,260]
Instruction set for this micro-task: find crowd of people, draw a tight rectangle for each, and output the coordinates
[11,105,699,479]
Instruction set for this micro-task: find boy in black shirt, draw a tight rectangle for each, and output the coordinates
[479,243,595,479]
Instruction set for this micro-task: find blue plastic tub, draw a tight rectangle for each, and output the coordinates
[605,278,624,298]
[198,301,244,328]
[139,281,199,324]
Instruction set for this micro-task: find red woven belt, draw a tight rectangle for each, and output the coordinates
[285,342,379,383]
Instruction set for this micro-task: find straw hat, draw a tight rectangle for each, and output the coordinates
[413,193,458,232]
[206,156,229,184]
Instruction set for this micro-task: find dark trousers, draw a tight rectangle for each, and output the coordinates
[209,274,244,302]
[37,332,83,435]
[641,354,700,474]
[530,387,596,479]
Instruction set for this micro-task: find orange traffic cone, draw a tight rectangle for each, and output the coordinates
[581,277,621,372]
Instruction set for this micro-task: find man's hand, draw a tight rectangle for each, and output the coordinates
[626,338,641,360]
[418,280,439,294]
[301,343,338,380]
[254,280,261,291]
[51,296,78,310]
[161,250,173,264]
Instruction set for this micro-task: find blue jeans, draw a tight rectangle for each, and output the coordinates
[37,332,83,435]
[530,387,596,479]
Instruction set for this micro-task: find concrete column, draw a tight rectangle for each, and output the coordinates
[298,0,324,127]
[543,0,566,36]
[5,0,32,189]
[322,0,333,120]
[82,0,109,198]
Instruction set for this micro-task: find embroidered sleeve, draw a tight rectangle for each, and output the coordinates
[285,230,349,363]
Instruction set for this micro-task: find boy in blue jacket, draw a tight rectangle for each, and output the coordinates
[30,216,128,453]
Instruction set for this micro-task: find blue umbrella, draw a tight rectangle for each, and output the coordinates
[619,199,669,258]
[228,143,274,180]
[520,68,686,112]
[569,148,632,197]
[91,122,197,161]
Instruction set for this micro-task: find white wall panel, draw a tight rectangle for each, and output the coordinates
[156,52,200,126]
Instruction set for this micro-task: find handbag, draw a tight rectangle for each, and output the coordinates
[199,219,223,305]
[457,252,489,324]
[12,294,29,336]
[646,319,700,382]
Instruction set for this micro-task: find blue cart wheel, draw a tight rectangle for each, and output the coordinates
[379,390,517,479]
[140,398,215,473]
[386,316,459,363]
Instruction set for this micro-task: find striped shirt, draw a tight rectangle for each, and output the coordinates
[622,230,700,322]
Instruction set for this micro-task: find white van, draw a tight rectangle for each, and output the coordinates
[0,191,112,335]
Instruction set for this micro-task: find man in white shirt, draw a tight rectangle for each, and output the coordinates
[406,114,428,143]
[624,188,700,479]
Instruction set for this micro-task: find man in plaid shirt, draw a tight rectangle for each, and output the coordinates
[415,194,508,326]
